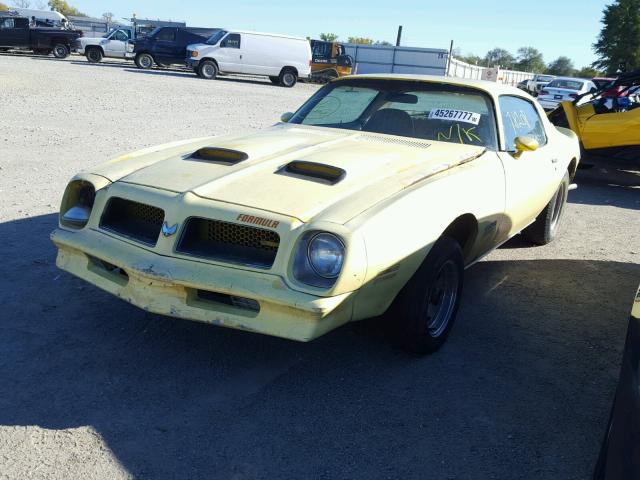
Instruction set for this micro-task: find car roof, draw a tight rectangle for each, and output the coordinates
[336,73,528,97]
[549,77,590,82]
[223,29,307,41]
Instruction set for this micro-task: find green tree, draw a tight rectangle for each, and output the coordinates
[547,56,575,76]
[515,46,546,73]
[47,0,86,17]
[462,54,484,65]
[485,47,515,68]
[575,66,603,78]
[347,37,373,45]
[319,33,338,42]
[593,0,640,74]
[0,2,9,10]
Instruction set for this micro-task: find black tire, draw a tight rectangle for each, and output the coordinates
[522,171,570,245]
[279,68,297,87]
[269,76,280,84]
[52,43,69,59]
[135,53,154,69]
[387,236,464,355]
[197,60,218,79]
[85,47,103,63]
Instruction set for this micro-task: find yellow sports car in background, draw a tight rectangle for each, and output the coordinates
[51,75,580,354]
[548,69,640,168]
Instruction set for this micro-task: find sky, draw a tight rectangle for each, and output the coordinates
[66,0,610,68]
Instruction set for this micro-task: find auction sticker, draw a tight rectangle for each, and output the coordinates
[428,108,481,125]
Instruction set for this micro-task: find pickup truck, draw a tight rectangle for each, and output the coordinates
[524,74,556,96]
[0,15,82,58]
[75,27,136,63]
[128,26,217,69]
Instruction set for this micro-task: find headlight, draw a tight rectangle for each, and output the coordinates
[60,180,95,229]
[293,231,345,288]
[191,50,199,58]
[307,233,344,278]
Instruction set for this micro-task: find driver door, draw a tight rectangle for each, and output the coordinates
[497,95,558,236]
[216,33,243,73]
[103,29,130,58]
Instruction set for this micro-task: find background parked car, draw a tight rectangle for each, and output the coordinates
[128,26,217,69]
[76,26,137,63]
[186,30,311,87]
[0,14,81,58]
[537,77,597,111]
[524,73,556,96]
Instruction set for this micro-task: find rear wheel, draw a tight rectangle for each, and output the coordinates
[52,44,69,59]
[85,47,103,63]
[522,171,570,245]
[135,53,154,69]
[279,68,297,87]
[197,60,218,79]
[387,236,464,355]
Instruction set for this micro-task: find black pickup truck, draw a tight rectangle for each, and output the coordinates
[128,26,217,69]
[0,15,82,58]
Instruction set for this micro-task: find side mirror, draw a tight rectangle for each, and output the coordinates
[513,136,539,158]
[280,112,294,123]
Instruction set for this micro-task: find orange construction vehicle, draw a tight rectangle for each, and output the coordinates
[309,39,354,82]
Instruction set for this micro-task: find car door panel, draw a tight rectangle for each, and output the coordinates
[216,33,243,73]
[498,95,557,236]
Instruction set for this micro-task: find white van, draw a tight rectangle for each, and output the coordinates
[186,30,311,87]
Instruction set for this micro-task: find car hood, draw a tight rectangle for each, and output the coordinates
[94,124,486,224]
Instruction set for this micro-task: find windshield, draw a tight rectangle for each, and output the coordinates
[547,79,584,90]
[538,75,554,82]
[102,28,117,38]
[289,79,498,149]
[206,30,227,45]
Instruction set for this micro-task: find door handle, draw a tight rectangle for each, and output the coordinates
[240,54,243,59]
[551,158,558,163]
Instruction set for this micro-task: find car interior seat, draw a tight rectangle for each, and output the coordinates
[363,108,414,137]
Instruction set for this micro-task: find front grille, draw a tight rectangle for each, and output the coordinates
[177,217,280,269]
[100,197,164,246]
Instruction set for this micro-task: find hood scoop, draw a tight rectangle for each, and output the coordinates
[278,161,346,185]
[189,147,249,165]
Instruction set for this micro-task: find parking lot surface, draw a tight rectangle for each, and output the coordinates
[1,54,639,479]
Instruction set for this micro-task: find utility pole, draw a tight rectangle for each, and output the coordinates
[396,25,402,46]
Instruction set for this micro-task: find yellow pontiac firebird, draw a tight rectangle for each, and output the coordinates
[51,75,580,354]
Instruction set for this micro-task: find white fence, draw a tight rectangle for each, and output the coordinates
[447,57,534,86]
[345,43,449,76]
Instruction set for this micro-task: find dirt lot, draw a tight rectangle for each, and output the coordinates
[0,53,639,480]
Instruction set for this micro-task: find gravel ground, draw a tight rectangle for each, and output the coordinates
[0,53,639,480]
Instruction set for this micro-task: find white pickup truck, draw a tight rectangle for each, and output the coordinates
[524,74,556,96]
[75,27,136,62]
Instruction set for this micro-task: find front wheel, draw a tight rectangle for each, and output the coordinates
[387,236,464,355]
[279,69,297,87]
[85,47,103,63]
[135,53,154,69]
[52,44,69,59]
[197,60,218,79]
[522,171,570,245]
